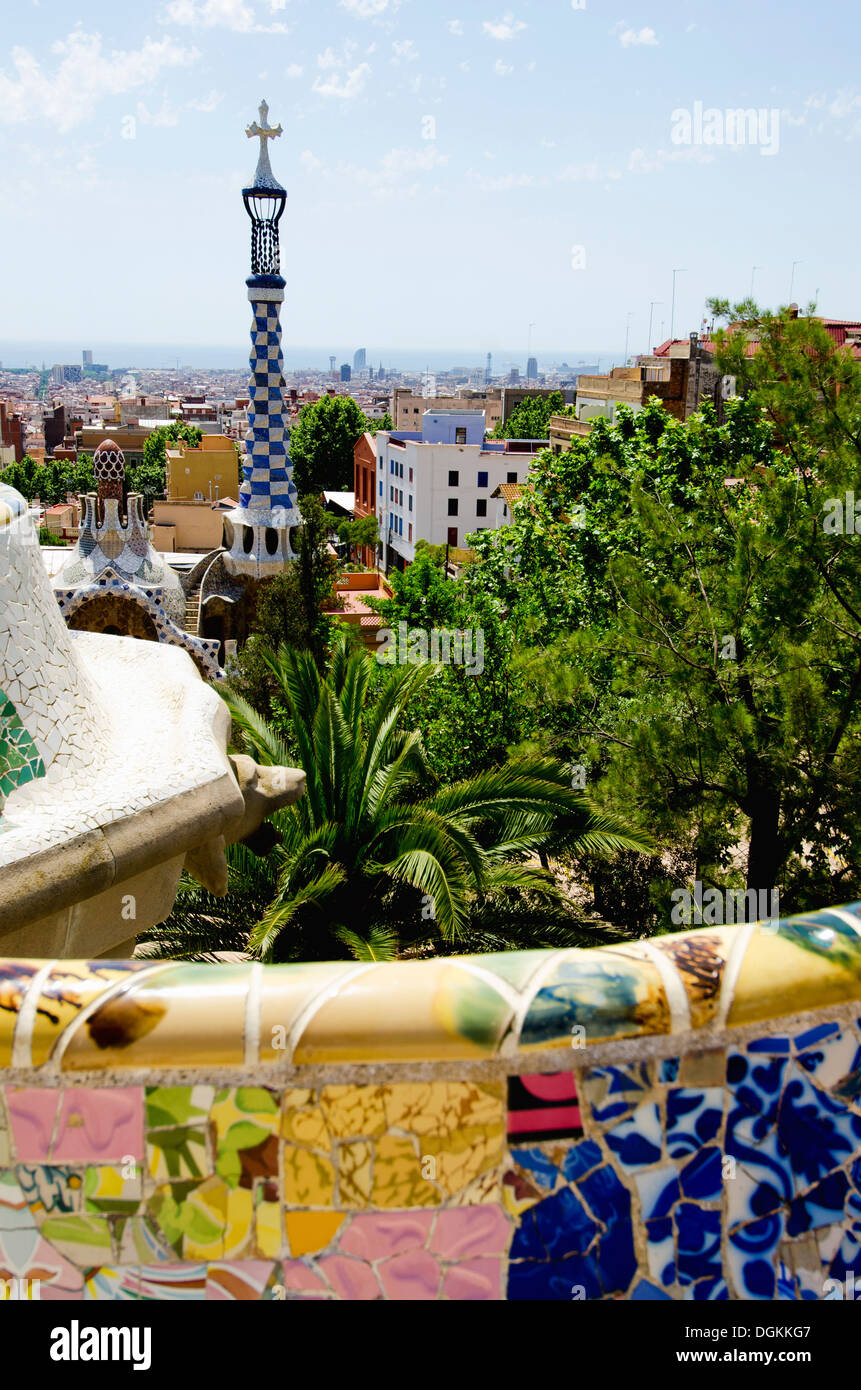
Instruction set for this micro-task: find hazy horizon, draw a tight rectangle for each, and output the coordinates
[0,340,615,374]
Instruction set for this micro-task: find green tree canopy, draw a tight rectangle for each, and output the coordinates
[0,453,95,506]
[492,391,565,440]
[465,322,861,914]
[289,395,369,494]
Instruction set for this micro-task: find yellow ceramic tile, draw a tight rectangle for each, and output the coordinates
[281,1102,330,1150]
[30,963,155,1068]
[0,960,42,1067]
[651,928,735,1028]
[183,1176,254,1260]
[451,1167,502,1206]
[727,927,861,1026]
[338,1139,374,1205]
[283,1087,313,1109]
[282,1145,335,1206]
[258,963,369,1062]
[292,961,511,1063]
[285,1211,345,1257]
[320,1085,386,1139]
[371,1134,438,1208]
[61,965,247,1070]
[255,1199,283,1258]
[383,1081,503,1137]
[427,1126,504,1197]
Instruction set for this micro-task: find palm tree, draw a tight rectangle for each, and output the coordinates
[140,636,649,963]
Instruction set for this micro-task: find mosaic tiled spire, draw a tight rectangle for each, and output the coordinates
[223,100,299,579]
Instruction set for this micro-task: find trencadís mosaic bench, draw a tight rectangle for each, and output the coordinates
[1,903,861,1301]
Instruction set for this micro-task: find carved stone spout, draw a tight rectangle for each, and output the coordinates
[183,755,306,895]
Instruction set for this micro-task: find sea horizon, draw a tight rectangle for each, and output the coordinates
[0,340,620,375]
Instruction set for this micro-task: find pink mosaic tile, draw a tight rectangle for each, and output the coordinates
[4,1087,59,1161]
[442,1257,503,1300]
[430,1205,509,1258]
[53,1088,143,1163]
[279,1259,328,1293]
[338,1211,434,1261]
[378,1249,440,1300]
[318,1254,381,1300]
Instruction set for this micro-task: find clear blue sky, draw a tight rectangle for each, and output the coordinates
[1,0,859,359]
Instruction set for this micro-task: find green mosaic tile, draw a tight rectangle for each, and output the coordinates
[0,688,45,817]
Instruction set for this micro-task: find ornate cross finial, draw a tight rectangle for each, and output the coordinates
[246,99,283,188]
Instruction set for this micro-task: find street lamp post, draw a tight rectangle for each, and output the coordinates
[789,260,803,304]
[648,300,663,354]
[671,269,687,342]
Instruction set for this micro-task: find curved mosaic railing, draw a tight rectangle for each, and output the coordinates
[1,902,861,1300]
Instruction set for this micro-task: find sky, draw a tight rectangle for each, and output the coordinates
[1,0,860,366]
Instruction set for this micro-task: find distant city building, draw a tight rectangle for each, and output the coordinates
[329,356,337,373]
[486,352,492,384]
[526,356,538,380]
[353,348,366,371]
[508,367,520,384]
[82,350,93,366]
[548,334,721,451]
[43,404,67,457]
[152,432,242,553]
[390,385,571,433]
[51,364,83,385]
[0,402,24,464]
[340,364,351,382]
[369,410,545,573]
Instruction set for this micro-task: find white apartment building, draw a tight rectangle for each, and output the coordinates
[376,411,542,571]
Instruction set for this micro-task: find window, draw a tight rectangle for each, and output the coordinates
[448,469,459,486]
[408,523,413,541]
[477,470,488,488]
[409,467,413,482]
[447,527,458,547]
[507,471,517,484]
[476,499,487,517]
[379,479,383,496]
[413,407,419,413]
[399,517,403,535]
[448,498,458,516]
[379,457,383,469]
[399,463,404,478]
[399,490,403,506]
[408,495,413,511]
[455,427,467,444]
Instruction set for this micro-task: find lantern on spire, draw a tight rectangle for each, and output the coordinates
[243,99,286,276]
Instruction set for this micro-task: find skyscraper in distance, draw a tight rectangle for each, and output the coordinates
[353,348,366,371]
[526,356,538,379]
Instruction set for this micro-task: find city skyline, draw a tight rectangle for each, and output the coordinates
[1,0,860,353]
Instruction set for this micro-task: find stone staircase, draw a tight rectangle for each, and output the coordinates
[183,583,201,635]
